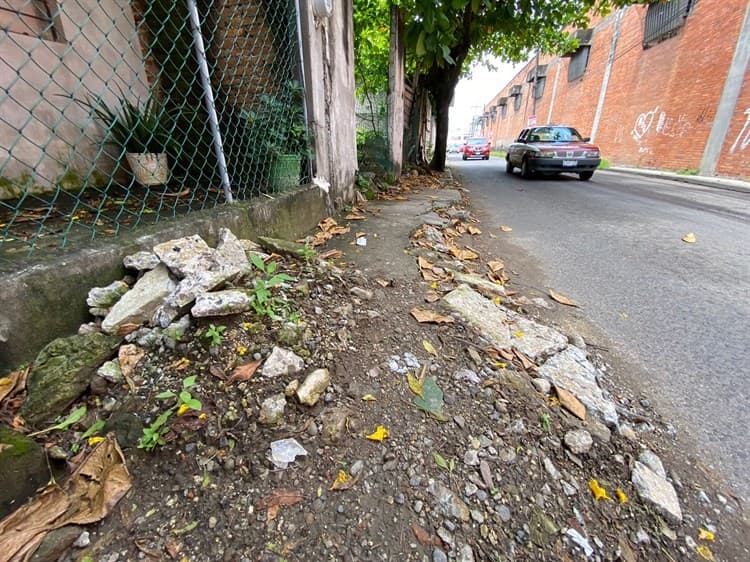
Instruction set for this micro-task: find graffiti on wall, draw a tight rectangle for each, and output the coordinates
[729,108,750,153]
[631,106,692,144]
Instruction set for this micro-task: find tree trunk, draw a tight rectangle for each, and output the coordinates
[429,86,452,171]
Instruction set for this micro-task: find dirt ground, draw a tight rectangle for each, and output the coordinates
[2,172,748,562]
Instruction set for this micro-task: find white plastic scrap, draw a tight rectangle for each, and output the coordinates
[269,438,308,469]
[313,176,330,194]
[566,528,594,558]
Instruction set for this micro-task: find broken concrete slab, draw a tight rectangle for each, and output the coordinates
[441,284,511,349]
[537,346,619,428]
[631,461,682,523]
[191,290,252,318]
[123,251,159,271]
[101,264,176,334]
[452,272,506,298]
[19,332,121,426]
[441,284,567,360]
[87,280,130,310]
[153,235,213,279]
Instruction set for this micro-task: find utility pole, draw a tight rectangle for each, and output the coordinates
[531,49,540,123]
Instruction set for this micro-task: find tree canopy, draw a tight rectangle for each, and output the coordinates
[354,0,640,171]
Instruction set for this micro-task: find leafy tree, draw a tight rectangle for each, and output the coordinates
[392,0,639,171]
[354,0,391,133]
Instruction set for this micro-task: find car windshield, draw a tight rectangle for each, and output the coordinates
[528,127,583,142]
[467,138,487,145]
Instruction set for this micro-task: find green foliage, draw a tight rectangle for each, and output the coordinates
[244,81,310,159]
[295,242,316,262]
[354,0,392,98]
[28,406,87,438]
[80,94,176,154]
[139,376,202,451]
[204,324,226,347]
[248,255,295,320]
[71,419,106,454]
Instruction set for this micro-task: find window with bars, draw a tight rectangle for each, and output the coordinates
[643,0,694,48]
[513,93,522,112]
[0,0,60,41]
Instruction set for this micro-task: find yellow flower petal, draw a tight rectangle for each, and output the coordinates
[88,436,105,446]
[698,528,715,542]
[589,479,611,501]
[696,545,716,561]
[330,470,353,490]
[616,488,628,503]
[513,331,524,339]
[366,426,389,442]
[177,403,190,416]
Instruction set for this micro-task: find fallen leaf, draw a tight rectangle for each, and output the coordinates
[615,488,629,503]
[696,545,716,561]
[467,346,483,365]
[0,367,27,403]
[589,479,611,501]
[413,378,447,421]
[487,260,505,272]
[412,523,431,546]
[513,349,536,371]
[410,308,454,324]
[256,489,304,510]
[0,435,131,561]
[555,385,586,420]
[168,357,191,371]
[345,212,366,220]
[549,289,579,307]
[467,225,481,235]
[116,323,141,336]
[319,249,344,260]
[422,340,438,356]
[698,528,715,541]
[229,360,262,383]
[500,226,513,232]
[424,291,441,303]
[417,256,434,269]
[361,394,377,401]
[375,278,391,287]
[329,470,357,491]
[407,373,424,398]
[118,344,145,379]
[682,232,697,243]
[433,452,449,469]
[366,426,389,441]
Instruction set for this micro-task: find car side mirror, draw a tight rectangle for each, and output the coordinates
[582,136,591,142]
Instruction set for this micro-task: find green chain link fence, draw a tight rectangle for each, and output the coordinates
[0,0,309,257]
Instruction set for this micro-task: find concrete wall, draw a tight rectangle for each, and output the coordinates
[298,0,358,207]
[481,1,750,180]
[0,186,328,372]
[0,0,149,196]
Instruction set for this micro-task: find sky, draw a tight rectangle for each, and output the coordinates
[448,58,526,139]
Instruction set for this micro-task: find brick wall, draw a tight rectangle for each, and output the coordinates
[481,1,750,179]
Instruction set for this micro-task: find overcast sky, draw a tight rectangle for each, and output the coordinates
[448,58,526,138]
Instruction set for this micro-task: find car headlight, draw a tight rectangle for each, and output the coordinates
[585,150,600,158]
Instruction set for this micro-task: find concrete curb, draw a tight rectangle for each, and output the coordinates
[603,167,750,193]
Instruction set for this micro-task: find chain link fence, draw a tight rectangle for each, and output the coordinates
[0,0,309,257]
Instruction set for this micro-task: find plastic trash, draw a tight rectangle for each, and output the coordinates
[269,438,308,469]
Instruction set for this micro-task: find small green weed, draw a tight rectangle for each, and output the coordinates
[71,419,106,453]
[540,412,551,432]
[138,376,203,451]
[295,242,316,262]
[203,323,226,346]
[28,406,87,438]
[248,255,295,320]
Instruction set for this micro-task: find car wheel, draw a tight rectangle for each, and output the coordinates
[462,154,467,161]
[521,158,533,179]
[505,159,514,174]
[484,156,489,160]
[578,171,594,181]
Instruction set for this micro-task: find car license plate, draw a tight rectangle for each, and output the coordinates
[562,160,578,167]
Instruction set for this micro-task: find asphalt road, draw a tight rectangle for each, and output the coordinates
[449,154,750,500]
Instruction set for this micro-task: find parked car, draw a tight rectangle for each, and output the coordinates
[505,125,601,180]
[461,137,491,160]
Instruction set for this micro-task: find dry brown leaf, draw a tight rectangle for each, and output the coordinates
[329,226,351,236]
[209,364,227,380]
[500,225,513,232]
[424,291,441,303]
[375,279,391,288]
[118,344,145,380]
[555,385,586,420]
[467,225,482,235]
[513,349,536,371]
[318,249,344,260]
[487,260,505,272]
[467,346,483,365]
[549,290,579,307]
[0,367,27,404]
[417,256,433,270]
[229,360,262,383]
[421,269,440,281]
[256,489,304,511]
[412,523,431,546]
[410,308,454,324]
[116,323,141,336]
[345,213,366,220]
[0,435,131,561]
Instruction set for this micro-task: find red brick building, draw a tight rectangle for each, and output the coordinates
[480,1,750,180]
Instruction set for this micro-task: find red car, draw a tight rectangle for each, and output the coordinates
[461,137,491,160]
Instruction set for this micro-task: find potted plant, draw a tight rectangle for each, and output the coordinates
[246,81,310,191]
[84,95,175,186]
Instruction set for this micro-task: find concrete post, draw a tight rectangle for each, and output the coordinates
[387,5,405,177]
[700,1,750,175]
[591,8,624,142]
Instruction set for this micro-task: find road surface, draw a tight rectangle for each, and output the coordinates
[450,154,750,500]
